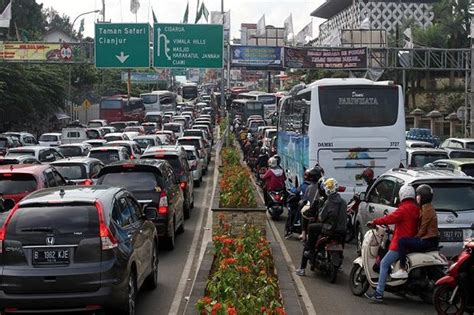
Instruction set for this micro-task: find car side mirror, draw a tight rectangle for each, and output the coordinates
[359,192,366,201]
[144,206,157,220]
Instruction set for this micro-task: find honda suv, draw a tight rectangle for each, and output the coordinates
[355,168,474,257]
[0,186,159,314]
[97,160,185,250]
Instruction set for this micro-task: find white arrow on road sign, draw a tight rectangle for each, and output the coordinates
[115,52,130,64]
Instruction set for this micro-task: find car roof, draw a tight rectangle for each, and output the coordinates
[182,145,198,152]
[105,159,167,169]
[41,133,62,136]
[0,164,51,174]
[84,139,107,143]
[143,145,184,155]
[50,157,102,165]
[104,133,125,137]
[8,146,52,152]
[20,186,122,206]
[59,143,89,148]
[134,135,158,139]
[383,168,473,183]
[107,140,136,145]
[406,147,447,153]
[434,158,474,166]
[90,146,124,151]
[444,137,474,143]
[145,111,163,115]
[178,136,202,140]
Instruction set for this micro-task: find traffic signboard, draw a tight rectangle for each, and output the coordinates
[82,99,92,109]
[95,23,150,68]
[153,23,223,69]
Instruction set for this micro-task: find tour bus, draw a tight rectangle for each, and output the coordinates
[140,90,177,113]
[238,91,277,119]
[278,78,406,200]
[230,99,265,122]
[99,95,145,122]
[181,83,199,101]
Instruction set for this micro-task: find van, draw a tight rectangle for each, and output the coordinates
[61,128,88,144]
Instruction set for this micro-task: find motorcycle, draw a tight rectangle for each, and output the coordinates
[284,188,302,238]
[309,234,345,283]
[350,226,448,302]
[345,194,361,243]
[266,190,285,220]
[433,225,474,315]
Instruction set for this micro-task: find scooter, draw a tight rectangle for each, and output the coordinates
[350,226,448,302]
[310,234,345,283]
[284,188,302,238]
[266,190,285,220]
[346,193,361,243]
[433,225,474,315]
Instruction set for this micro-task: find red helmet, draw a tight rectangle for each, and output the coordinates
[362,168,374,181]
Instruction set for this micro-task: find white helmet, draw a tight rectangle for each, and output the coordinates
[323,178,338,195]
[268,157,278,168]
[398,184,415,202]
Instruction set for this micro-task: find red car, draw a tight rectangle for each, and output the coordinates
[0,164,68,206]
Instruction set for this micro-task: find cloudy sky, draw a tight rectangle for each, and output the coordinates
[36,0,325,41]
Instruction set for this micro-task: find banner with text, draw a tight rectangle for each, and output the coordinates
[284,47,367,69]
[230,46,283,70]
[0,42,91,62]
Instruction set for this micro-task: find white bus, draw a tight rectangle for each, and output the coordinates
[278,78,406,200]
[140,91,177,113]
[238,91,277,119]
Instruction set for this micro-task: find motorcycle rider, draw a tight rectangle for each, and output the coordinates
[391,184,439,279]
[256,147,269,171]
[299,167,325,241]
[365,184,420,302]
[296,178,347,276]
[362,167,376,194]
[261,157,286,207]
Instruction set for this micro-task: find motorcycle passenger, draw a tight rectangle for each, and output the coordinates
[296,178,347,276]
[273,154,283,170]
[261,157,286,206]
[365,184,420,302]
[256,147,269,170]
[299,167,325,241]
[362,167,376,194]
[391,184,439,279]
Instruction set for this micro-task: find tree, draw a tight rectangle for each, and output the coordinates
[5,0,46,41]
[43,7,77,39]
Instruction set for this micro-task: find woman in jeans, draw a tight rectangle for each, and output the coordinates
[391,184,439,279]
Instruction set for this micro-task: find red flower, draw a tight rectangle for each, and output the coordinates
[261,306,267,313]
[236,245,243,253]
[211,302,222,315]
[236,266,250,273]
[227,305,237,315]
[223,258,237,265]
[201,296,213,305]
[275,307,286,315]
[222,238,234,245]
[222,247,231,256]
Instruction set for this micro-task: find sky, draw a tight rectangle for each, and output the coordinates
[36,0,325,41]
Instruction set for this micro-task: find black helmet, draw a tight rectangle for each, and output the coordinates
[273,154,281,165]
[308,166,324,183]
[416,184,433,205]
[257,140,263,147]
[260,147,268,155]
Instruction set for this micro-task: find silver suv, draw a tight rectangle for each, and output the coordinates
[355,168,474,257]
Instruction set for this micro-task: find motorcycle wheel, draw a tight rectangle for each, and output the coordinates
[433,284,466,315]
[345,215,355,243]
[325,263,338,284]
[349,264,370,296]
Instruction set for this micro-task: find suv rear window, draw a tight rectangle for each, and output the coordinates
[89,150,121,164]
[53,164,87,180]
[58,146,83,157]
[164,125,181,133]
[0,174,37,194]
[461,165,474,177]
[450,151,474,159]
[6,150,35,157]
[142,155,183,173]
[7,205,99,238]
[411,153,448,167]
[105,136,122,142]
[184,131,202,138]
[178,139,201,149]
[426,183,474,212]
[99,171,160,191]
[39,135,59,142]
[135,138,154,149]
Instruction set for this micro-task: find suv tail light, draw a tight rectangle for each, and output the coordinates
[96,201,118,250]
[180,181,187,190]
[0,203,19,254]
[338,185,346,193]
[274,194,282,201]
[158,190,169,215]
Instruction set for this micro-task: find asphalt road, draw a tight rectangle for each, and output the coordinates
[270,212,437,315]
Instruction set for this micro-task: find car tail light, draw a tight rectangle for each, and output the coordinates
[0,203,19,254]
[130,155,135,160]
[338,185,346,192]
[82,179,93,186]
[158,190,169,214]
[2,173,12,177]
[96,201,118,250]
[180,181,187,190]
[274,193,282,201]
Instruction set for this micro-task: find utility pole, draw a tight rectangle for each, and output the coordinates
[220,0,226,110]
[102,0,106,22]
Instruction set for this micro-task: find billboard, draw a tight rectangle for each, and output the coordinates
[230,46,283,70]
[0,42,91,62]
[284,47,367,69]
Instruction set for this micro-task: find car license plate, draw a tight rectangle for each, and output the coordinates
[32,249,70,265]
[440,229,464,242]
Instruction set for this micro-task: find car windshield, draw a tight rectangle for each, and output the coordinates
[58,146,83,157]
[0,159,20,165]
[39,135,58,142]
[86,130,101,140]
[53,164,87,180]
[164,125,181,133]
[0,139,8,148]
[466,142,474,150]
[105,136,122,142]
[412,153,448,167]
[267,130,277,139]
[143,125,156,133]
[6,150,35,157]
[142,95,158,104]
[450,151,474,159]
[89,150,121,164]
[135,138,154,149]
[99,171,159,192]
[0,174,37,194]
[142,155,183,173]
[461,164,474,177]
[88,122,103,128]
[145,115,161,123]
[110,122,126,130]
[423,183,474,212]
[184,131,202,138]
[178,139,201,149]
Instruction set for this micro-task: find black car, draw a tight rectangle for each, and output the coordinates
[0,186,158,314]
[97,160,185,250]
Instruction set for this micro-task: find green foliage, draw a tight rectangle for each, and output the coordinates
[4,0,46,41]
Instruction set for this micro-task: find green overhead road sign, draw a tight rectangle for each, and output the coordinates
[95,23,150,68]
[153,23,223,69]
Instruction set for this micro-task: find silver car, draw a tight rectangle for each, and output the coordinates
[182,145,203,186]
[355,168,474,257]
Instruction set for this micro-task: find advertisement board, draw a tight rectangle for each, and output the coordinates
[230,46,283,70]
[0,42,87,62]
[284,47,367,69]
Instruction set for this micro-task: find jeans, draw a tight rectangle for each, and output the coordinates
[299,223,323,269]
[398,237,439,269]
[376,250,399,295]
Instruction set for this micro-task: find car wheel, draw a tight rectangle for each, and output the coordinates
[163,219,175,250]
[116,270,137,315]
[177,215,185,234]
[195,180,201,187]
[184,201,191,219]
[144,242,158,290]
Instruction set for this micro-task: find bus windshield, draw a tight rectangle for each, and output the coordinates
[141,94,158,104]
[319,86,399,127]
[182,86,198,100]
[101,100,122,109]
[259,95,276,105]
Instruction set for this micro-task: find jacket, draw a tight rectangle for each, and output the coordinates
[319,193,347,234]
[373,199,420,251]
[262,168,286,191]
[417,203,439,239]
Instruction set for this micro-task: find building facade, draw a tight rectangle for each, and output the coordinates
[312,0,435,46]
[240,23,285,46]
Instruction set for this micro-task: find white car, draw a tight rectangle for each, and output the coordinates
[182,145,203,186]
[38,133,62,147]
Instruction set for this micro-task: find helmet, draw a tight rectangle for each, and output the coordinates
[398,184,416,202]
[323,178,338,195]
[303,169,311,181]
[308,166,324,183]
[268,157,278,168]
[362,168,374,182]
[260,147,268,155]
[416,184,433,205]
[257,140,263,147]
[273,154,281,166]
